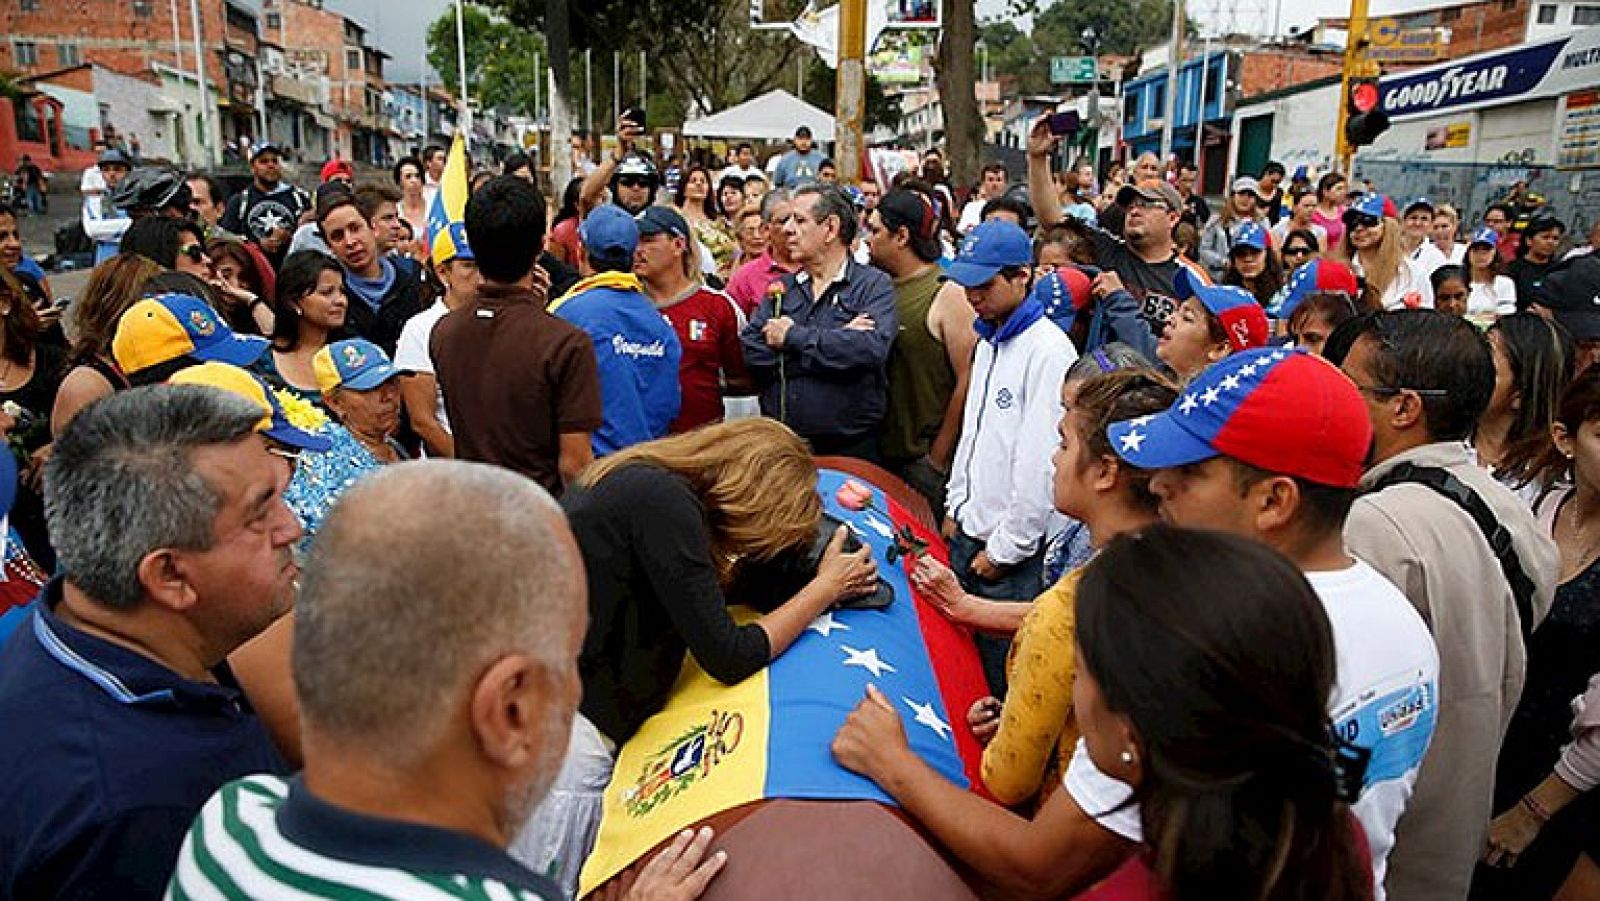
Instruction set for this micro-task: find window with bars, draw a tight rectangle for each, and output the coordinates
[1575,5,1600,25]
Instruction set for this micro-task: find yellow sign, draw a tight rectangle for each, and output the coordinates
[1446,122,1471,148]
[1364,22,1444,62]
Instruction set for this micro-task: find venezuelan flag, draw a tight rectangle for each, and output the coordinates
[578,469,989,894]
[426,133,471,267]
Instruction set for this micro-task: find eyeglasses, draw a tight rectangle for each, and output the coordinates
[1349,214,1382,231]
[267,445,301,475]
[1127,198,1172,212]
[1349,381,1449,399]
[1283,245,1314,257]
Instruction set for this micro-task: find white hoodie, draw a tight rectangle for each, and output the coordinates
[946,311,1077,566]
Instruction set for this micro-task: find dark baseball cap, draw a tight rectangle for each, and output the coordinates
[636,206,689,240]
[1536,255,1600,340]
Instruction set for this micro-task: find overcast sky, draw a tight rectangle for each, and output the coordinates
[331,0,1463,83]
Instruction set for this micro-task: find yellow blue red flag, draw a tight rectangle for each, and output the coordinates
[578,469,990,895]
[426,133,471,267]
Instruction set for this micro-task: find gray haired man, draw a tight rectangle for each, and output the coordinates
[167,461,726,900]
[0,386,301,899]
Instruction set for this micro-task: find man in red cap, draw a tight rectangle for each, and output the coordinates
[1105,346,1440,899]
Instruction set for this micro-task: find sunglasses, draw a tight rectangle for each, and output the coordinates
[1283,245,1314,257]
[1350,214,1382,230]
[617,176,651,188]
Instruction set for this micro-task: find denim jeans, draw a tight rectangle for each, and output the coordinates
[946,530,1044,697]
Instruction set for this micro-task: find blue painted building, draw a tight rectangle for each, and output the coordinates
[1121,49,1234,189]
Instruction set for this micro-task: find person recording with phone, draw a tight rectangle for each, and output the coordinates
[578,110,658,219]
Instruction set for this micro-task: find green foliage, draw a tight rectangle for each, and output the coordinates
[803,59,903,135]
[426,4,548,116]
[979,0,1189,92]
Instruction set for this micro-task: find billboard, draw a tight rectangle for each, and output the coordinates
[1378,25,1600,121]
[870,32,934,84]
[753,0,939,31]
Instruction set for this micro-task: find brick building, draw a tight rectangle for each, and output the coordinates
[1314,0,1538,61]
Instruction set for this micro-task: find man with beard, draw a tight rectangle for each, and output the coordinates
[164,462,727,900]
[219,144,310,266]
[1028,121,1208,338]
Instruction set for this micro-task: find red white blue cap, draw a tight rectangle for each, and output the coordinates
[1231,220,1270,252]
[1107,347,1372,489]
[1278,259,1361,320]
[1173,268,1270,352]
[1343,192,1388,223]
[1469,225,1499,247]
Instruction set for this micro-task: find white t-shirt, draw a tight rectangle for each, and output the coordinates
[1062,560,1439,901]
[1467,276,1517,317]
[957,198,987,235]
[392,301,450,435]
[1407,241,1449,282]
[1353,253,1435,310]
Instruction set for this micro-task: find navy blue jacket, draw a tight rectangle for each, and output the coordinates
[740,256,898,443]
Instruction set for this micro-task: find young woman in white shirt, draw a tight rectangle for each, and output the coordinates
[1335,198,1433,311]
[1465,226,1519,318]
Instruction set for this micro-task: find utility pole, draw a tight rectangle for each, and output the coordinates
[454,0,471,139]
[1335,0,1371,174]
[585,49,593,136]
[188,0,211,165]
[1160,0,1183,163]
[613,51,620,127]
[836,0,867,182]
[1194,37,1210,184]
[639,50,646,114]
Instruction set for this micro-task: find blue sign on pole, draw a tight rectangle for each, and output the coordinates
[1378,38,1568,120]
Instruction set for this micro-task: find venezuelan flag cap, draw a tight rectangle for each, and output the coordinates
[312,338,397,394]
[112,293,269,375]
[169,362,331,452]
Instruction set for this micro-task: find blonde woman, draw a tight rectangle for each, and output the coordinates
[1336,194,1435,310]
[519,418,877,890]
[1432,203,1467,264]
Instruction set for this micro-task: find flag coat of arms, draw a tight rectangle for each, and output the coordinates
[579,469,990,894]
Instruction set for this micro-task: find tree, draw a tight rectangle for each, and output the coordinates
[977,0,1186,94]
[936,0,982,188]
[425,4,548,116]
[803,58,903,135]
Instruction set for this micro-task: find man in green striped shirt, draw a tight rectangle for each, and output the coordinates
[166,461,726,901]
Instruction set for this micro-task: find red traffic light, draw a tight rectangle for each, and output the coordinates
[1351,81,1380,114]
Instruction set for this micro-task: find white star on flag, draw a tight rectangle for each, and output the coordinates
[1179,394,1199,415]
[1201,386,1222,406]
[1119,429,1147,453]
[903,697,952,740]
[1270,350,1288,361]
[840,645,896,678]
[1219,374,1241,391]
[1239,363,1259,377]
[859,513,894,539]
[809,612,849,638]
[1129,414,1154,427]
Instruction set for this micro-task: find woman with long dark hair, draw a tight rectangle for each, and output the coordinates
[1476,312,1574,495]
[832,525,1374,899]
[1312,172,1349,249]
[254,251,347,412]
[1222,222,1286,306]
[675,164,734,276]
[393,155,429,247]
[548,177,586,267]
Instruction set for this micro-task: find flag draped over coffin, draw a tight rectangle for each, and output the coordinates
[578,469,990,895]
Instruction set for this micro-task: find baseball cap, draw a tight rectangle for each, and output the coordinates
[169,362,332,452]
[1342,192,1388,224]
[1231,176,1266,198]
[795,125,813,139]
[580,205,641,263]
[1115,180,1184,212]
[250,143,282,161]
[1031,265,1097,321]
[320,159,354,183]
[112,293,269,375]
[1107,347,1372,489]
[636,205,689,240]
[1173,268,1270,352]
[97,148,132,168]
[1534,255,1600,340]
[946,219,1033,288]
[313,338,398,394]
[1230,220,1270,252]
[1468,226,1499,247]
[1277,259,1360,320]
[1403,196,1435,216]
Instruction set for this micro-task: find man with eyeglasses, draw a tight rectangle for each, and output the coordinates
[1028,120,1209,338]
[726,189,800,317]
[1333,310,1558,901]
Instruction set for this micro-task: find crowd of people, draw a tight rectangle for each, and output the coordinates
[0,110,1595,901]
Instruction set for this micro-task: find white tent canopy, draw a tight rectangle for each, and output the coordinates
[682,89,836,142]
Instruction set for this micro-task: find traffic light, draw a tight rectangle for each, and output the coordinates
[1345,76,1391,148]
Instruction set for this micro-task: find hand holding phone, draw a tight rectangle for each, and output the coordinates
[1046,111,1081,137]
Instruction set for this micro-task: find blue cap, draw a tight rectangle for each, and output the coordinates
[1403,196,1435,215]
[313,339,398,393]
[635,205,689,239]
[581,205,641,262]
[947,219,1033,288]
[1469,225,1499,247]
[1343,192,1387,223]
[112,293,270,374]
[1230,220,1270,252]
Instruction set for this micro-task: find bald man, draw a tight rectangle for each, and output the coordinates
[167,461,725,900]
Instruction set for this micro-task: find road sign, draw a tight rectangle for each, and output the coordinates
[1050,56,1097,85]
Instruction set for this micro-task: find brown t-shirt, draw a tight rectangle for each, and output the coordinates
[430,281,602,494]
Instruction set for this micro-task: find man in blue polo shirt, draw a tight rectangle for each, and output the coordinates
[0,385,306,899]
[550,204,681,455]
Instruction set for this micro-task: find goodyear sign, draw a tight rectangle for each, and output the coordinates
[1380,25,1600,120]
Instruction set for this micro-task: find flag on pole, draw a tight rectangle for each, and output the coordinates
[427,133,472,268]
[578,468,990,895]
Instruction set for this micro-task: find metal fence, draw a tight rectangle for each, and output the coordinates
[1353,160,1599,241]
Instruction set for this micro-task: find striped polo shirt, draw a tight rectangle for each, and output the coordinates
[166,774,561,901]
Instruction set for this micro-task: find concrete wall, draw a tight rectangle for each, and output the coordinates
[92,66,184,163]
[1229,81,1343,180]
[1362,98,1561,165]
